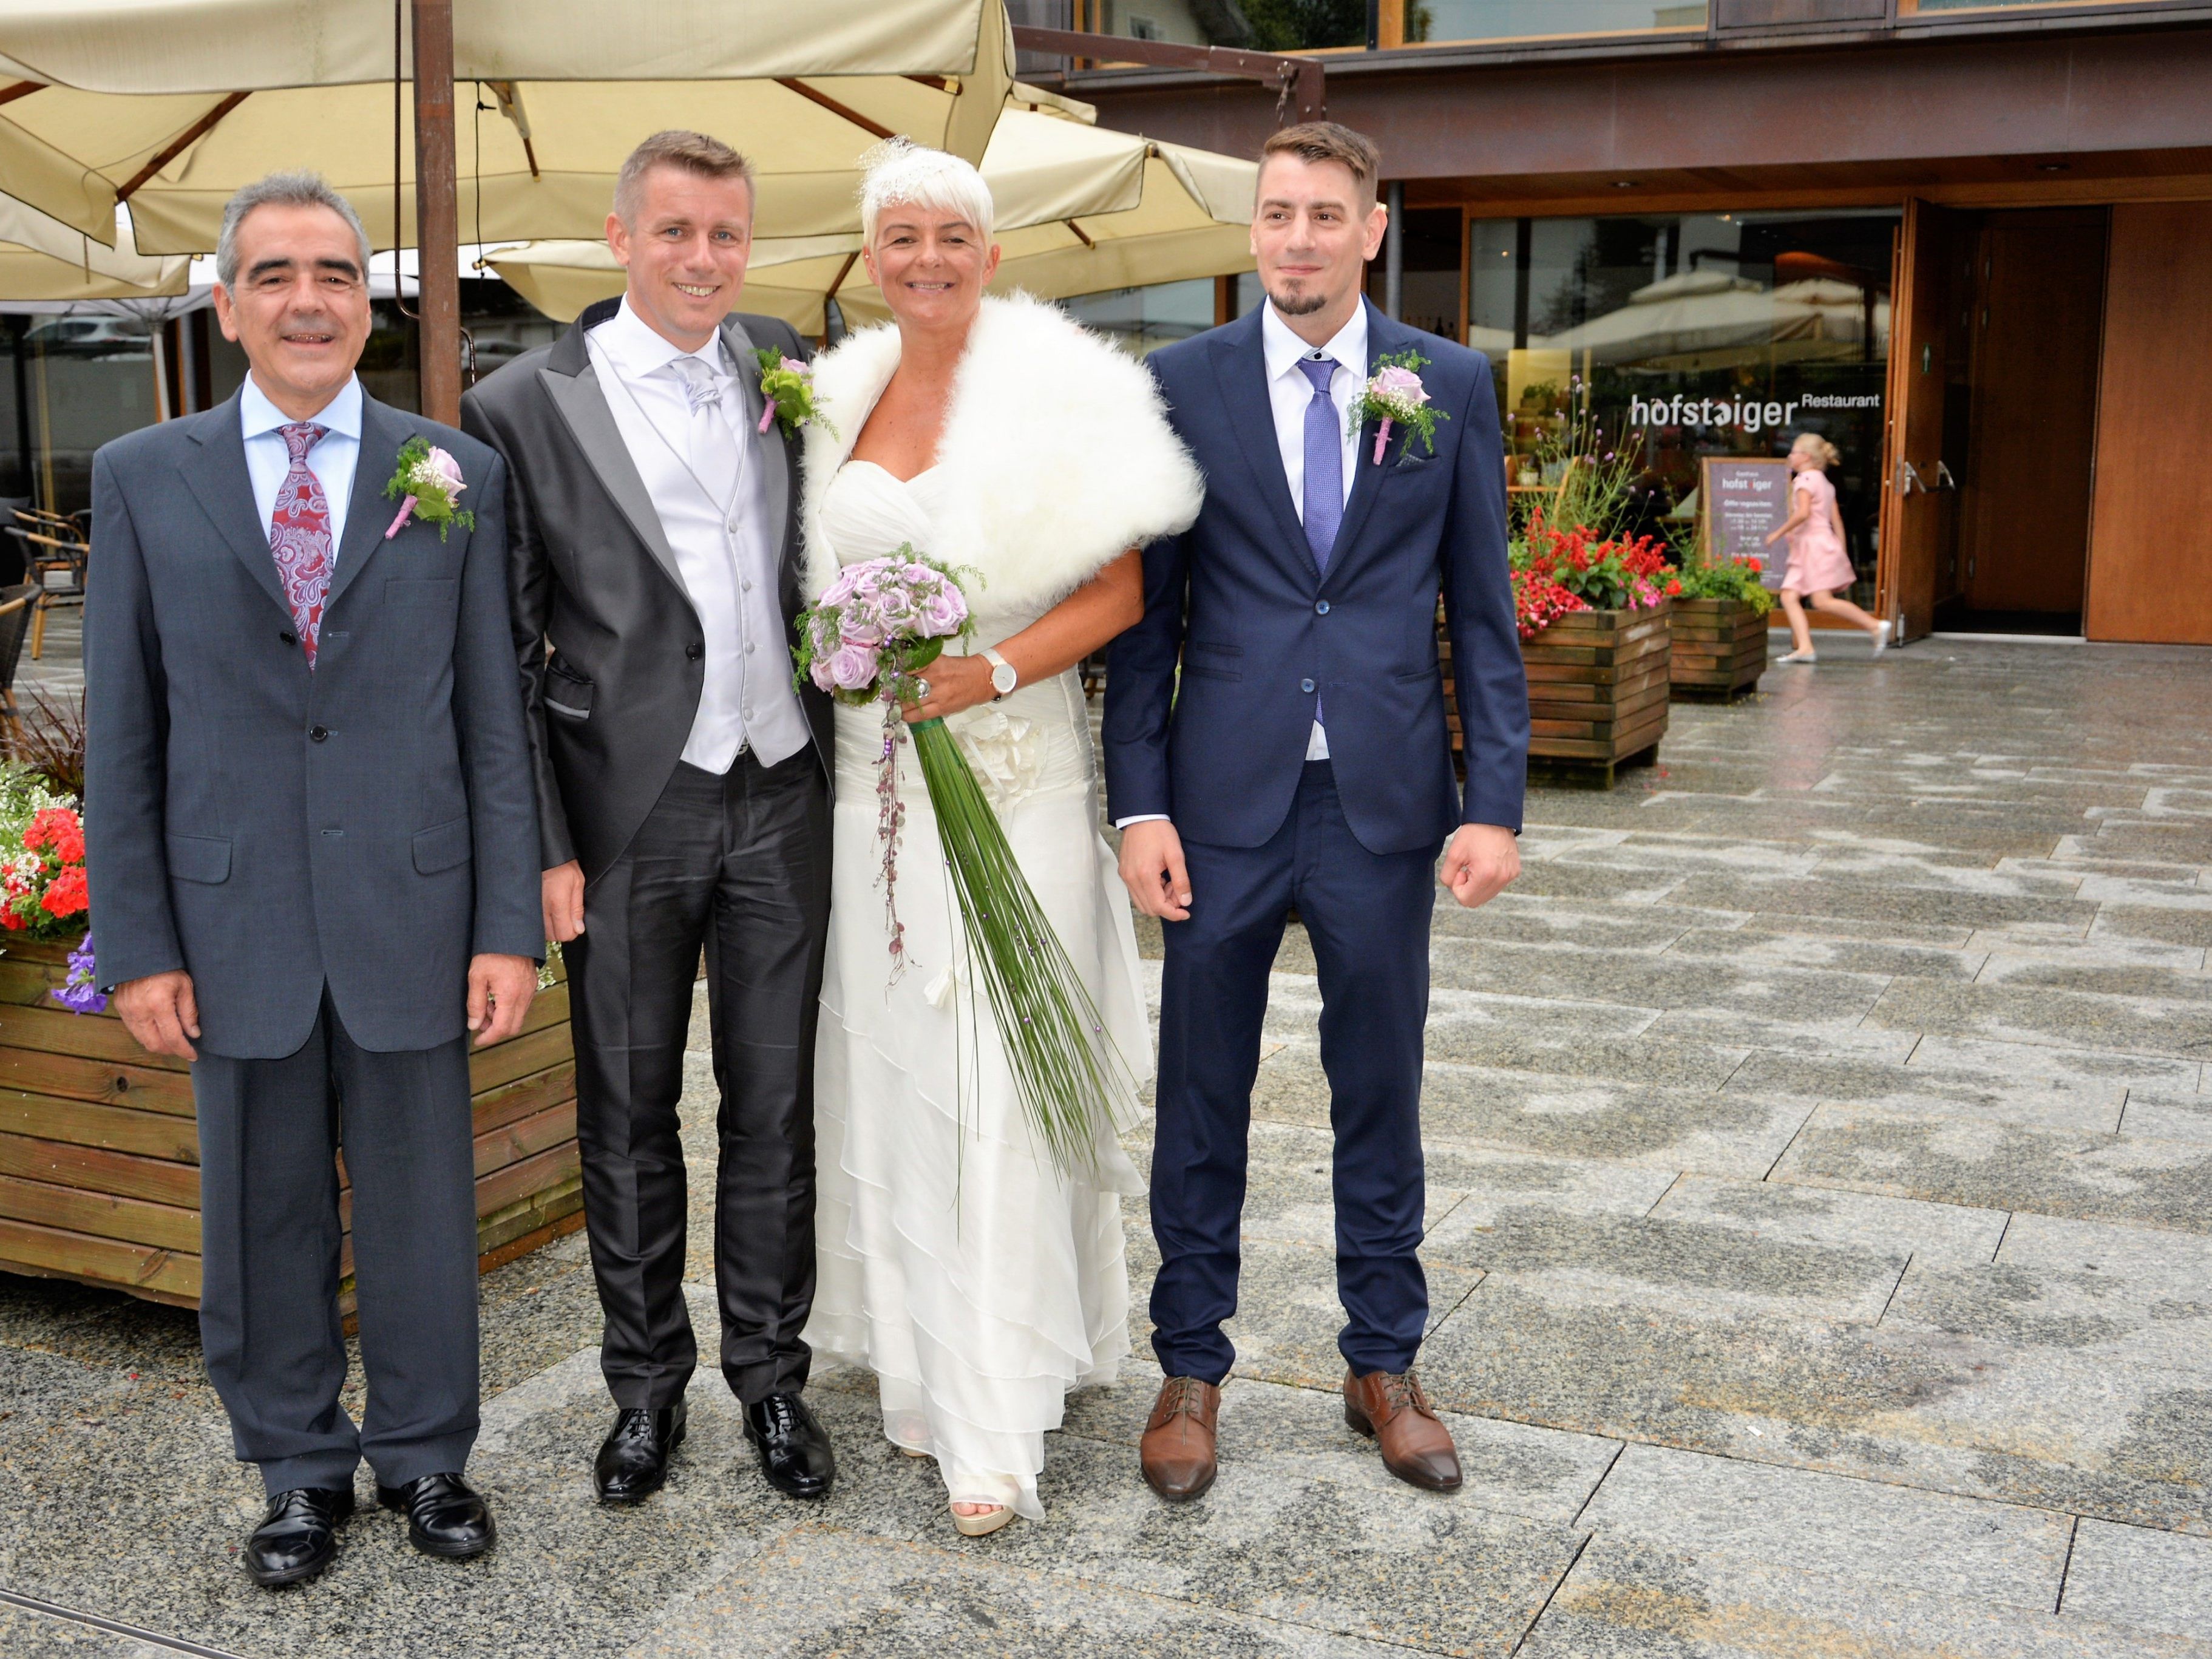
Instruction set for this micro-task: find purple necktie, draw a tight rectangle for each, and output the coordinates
[1297,354,1339,739]
[1297,354,1342,570]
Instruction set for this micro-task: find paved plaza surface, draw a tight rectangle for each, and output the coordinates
[4,634,2212,1656]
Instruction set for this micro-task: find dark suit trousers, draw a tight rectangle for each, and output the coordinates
[568,748,831,1409]
[1151,761,1439,1385]
[194,997,480,1497]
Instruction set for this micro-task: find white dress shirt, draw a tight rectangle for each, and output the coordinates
[240,373,362,555]
[586,297,809,773]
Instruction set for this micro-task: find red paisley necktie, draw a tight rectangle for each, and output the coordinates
[268,421,333,667]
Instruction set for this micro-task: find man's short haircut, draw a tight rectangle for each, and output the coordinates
[1259,122,1383,206]
[614,130,756,224]
[215,171,371,289]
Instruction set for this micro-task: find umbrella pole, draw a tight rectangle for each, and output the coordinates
[412,0,462,426]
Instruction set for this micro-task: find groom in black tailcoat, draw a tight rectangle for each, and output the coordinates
[462,131,836,1505]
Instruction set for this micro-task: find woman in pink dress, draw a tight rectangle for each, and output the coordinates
[1766,432,1891,662]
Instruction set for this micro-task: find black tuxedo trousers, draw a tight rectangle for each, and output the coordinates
[567,750,831,1408]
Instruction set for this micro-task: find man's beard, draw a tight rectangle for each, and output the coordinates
[1265,282,1329,317]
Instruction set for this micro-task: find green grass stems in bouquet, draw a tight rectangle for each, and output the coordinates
[794,548,1133,1179]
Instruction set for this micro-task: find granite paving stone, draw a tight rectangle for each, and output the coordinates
[1648,1173,2010,1266]
[1773,1105,2212,1233]
[1521,1535,2212,1658]
[0,1605,175,1659]
[2122,1088,2212,1143]
[1865,974,2212,1060]
[967,1419,1588,1654]
[2061,1518,2212,1641]
[1720,1046,2129,1133]
[626,1527,1430,1658]
[1576,1441,2074,1606]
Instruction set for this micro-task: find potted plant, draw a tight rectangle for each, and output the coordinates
[1503,509,1675,784]
[0,702,584,1312]
[1666,545,1774,700]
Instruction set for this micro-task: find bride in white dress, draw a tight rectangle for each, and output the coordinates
[798,144,1202,1535]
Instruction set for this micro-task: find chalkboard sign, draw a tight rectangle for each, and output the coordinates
[1701,456,1796,589]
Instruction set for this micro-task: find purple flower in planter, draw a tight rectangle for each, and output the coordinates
[51,929,107,1015]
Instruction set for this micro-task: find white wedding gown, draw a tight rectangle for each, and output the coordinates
[804,458,1150,1520]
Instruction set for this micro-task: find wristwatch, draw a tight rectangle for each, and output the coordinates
[982,646,1018,701]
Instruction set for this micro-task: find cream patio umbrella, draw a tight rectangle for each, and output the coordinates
[0,0,1017,251]
[0,195,186,302]
[486,108,1257,336]
[1541,268,1885,369]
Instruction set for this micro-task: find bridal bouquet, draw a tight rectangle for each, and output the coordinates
[793,551,1130,1177]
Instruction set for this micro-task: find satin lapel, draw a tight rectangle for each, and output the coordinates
[180,394,290,620]
[537,359,690,598]
[324,396,409,611]
[1326,301,1404,581]
[1209,316,1316,580]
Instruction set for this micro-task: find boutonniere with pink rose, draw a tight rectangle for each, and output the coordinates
[1351,349,1448,466]
[755,347,837,440]
[382,437,475,541]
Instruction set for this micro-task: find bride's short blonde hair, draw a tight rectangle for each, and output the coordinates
[859,140,996,245]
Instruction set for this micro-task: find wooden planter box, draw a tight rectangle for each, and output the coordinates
[0,939,582,1311]
[1669,596,1768,701]
[1521,603,1671,786]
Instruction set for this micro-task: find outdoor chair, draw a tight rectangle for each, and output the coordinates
[0,582,39,748]
[10,510,89,661]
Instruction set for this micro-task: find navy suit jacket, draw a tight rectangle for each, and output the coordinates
[84,390,543,1059]
[1104,300,1528,855]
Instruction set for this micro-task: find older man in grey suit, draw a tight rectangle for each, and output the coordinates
[85,172,542,1587]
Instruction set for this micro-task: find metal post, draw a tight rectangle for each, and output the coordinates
[8,319,32,499]
[412,0,462,425]
[178,308,202,414]
[1383,180,1404,320]
[150,321,171,422]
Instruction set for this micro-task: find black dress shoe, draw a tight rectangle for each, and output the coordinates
[743,1392,835,1500]
[244,1486,354,1587]
[375,1471,496,1559]
[595,1403,688,1503]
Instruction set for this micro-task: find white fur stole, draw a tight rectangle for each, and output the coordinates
[799,293,1204,617]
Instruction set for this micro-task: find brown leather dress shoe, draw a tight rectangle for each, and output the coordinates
[1343,1368,1463,1492]
[1140,1376,1221,1501]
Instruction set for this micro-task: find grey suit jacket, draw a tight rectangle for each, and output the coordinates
[83,390,544,1059]
[460,301,832,883]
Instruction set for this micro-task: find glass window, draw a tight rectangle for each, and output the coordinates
[1469,209,1899,603]
[1364,208,1462,341]
[1410,1,1705,44]
[1061,277,1220,356]
[1906,0,2159,9]
[1092,0,1366,51]
[13,316,158,518]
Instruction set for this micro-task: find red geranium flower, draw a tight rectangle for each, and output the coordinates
[41,864,89,918]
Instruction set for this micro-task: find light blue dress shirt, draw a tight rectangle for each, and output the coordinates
[239,374,364,558]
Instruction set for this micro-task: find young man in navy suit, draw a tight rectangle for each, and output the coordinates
[1104,122,1529,1502]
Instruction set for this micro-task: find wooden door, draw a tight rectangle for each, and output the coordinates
[1958,211,2106,617]
[2086,202,2212,645]
[1877,200,1964,641]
